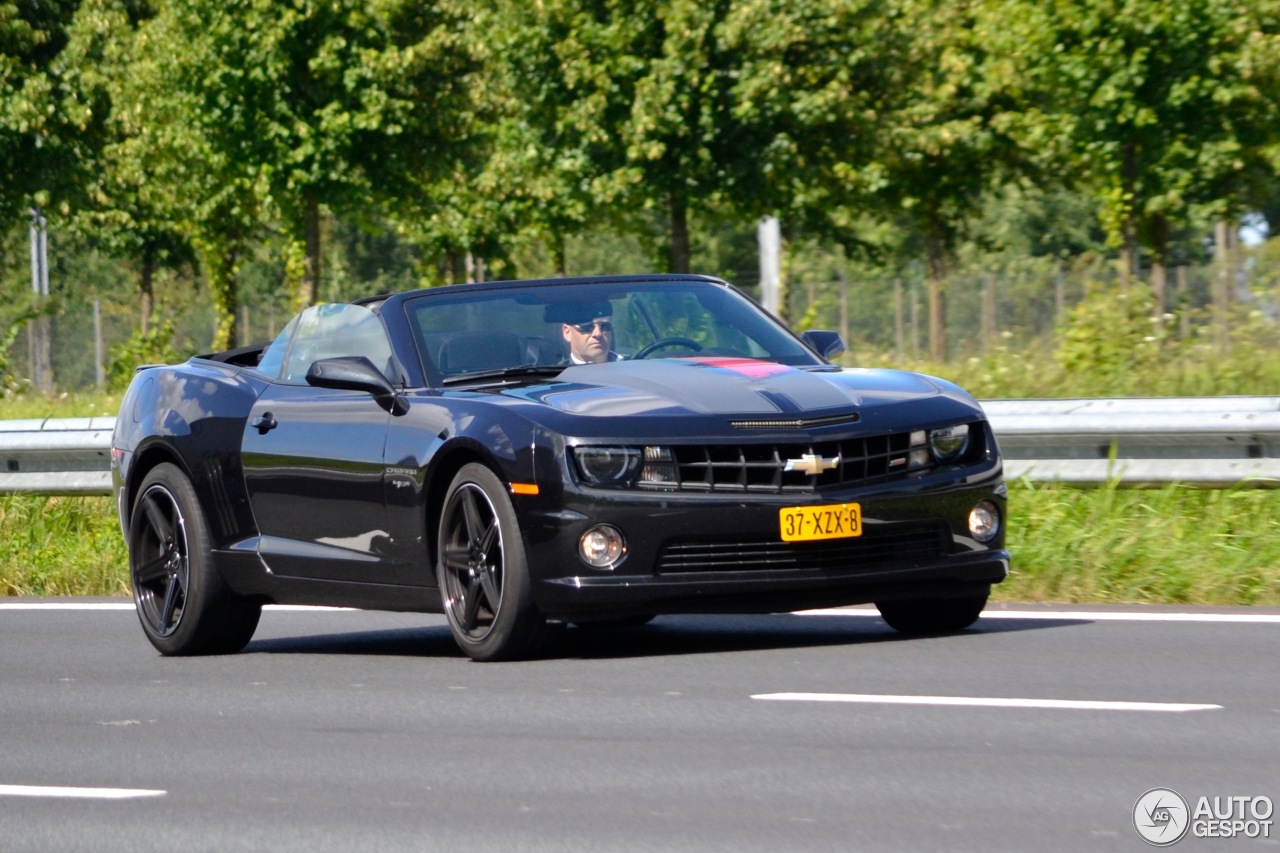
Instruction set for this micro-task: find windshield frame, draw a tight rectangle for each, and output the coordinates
[398,275,823,387]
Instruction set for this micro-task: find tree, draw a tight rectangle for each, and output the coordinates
[1016,0,1280,311]
[60,0,193,333]
[854,0,1027,361]
[103,0,481,347]
[0,0,81,219]
[478,0,899,288]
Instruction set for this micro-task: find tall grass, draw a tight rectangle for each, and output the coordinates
[3,293,1279,603]
[4,483,1278,604]
[0,495,130,596]
[1000,481,1280,605]
[0,391,122,421]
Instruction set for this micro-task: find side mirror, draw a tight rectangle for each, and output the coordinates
[306,356,406,414]
[800,330,846,362]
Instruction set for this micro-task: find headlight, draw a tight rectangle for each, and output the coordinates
[573,447,641,485]
[929,424,970,461]
[639,446,678,485]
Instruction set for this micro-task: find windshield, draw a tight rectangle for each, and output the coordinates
[404,279,819,382]
[254,303,396,384]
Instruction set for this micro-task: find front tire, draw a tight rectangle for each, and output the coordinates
[875,593,989,635]
[129,463,261,655]
[436,463,558,661]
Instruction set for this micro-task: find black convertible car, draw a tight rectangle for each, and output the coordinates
[112,274,1008,660]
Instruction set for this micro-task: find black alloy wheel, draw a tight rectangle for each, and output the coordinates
[875,593,989,635]
[129,463,261,655]
[437,463,558,661]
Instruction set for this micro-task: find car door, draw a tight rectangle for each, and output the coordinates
[241,303,406,584]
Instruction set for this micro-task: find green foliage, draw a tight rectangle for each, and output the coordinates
[0,0,83,219]
[106,315,181,391]
[0,304,40,394]
[0,495,129,596]
[5,482,1279,604]
[1001,481,1280,605]
[1010,0,1280,264]
[3,0,1280,389]
[1056,286,1167,381]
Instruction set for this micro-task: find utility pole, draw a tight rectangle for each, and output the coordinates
[758,216,781,318]
[29,208,52,394]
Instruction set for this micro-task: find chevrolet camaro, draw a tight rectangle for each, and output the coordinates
[112,274,1009,660]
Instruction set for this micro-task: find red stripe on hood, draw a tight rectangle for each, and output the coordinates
[684,357,793,379]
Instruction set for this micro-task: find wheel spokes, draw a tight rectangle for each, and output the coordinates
[158,570,183,630]
[459,489,483,543]
[442,483,504,638]
[134,552,172,586]
[133,485,190,637]
[141,492,174,544]
[461,575,485,629]
[476,560,501,610]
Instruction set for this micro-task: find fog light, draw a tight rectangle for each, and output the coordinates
[969,501,1000,543]
[579,525,626,569]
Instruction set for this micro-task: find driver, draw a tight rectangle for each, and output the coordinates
[561,303,620,364]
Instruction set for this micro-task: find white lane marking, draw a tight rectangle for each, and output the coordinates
[1,603,1275,623]
[0,784,166,799]
[794,608,1280,624]
[752,693,1222,712]
[0,603,134,610]
[0,603,352,611]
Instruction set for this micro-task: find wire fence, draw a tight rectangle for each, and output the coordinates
[3,254,1279,393]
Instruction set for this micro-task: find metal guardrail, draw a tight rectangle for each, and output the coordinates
[0,418,115,495]
[983,397,1280,487]
[2,397,1279,495]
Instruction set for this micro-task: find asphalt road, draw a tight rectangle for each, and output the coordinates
[2,600,1278,853]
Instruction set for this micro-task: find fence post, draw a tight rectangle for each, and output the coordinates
[94,298,105,391]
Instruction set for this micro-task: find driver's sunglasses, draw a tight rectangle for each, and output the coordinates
[570,320,613,334]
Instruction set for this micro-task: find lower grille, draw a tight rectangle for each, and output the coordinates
[655,522,949,574]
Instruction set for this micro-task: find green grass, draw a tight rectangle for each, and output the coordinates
[998,481,1280,605]
[0,391,122,421]
[0,495,130,596]
[3,482,1278,604]
[3,331,1279,603]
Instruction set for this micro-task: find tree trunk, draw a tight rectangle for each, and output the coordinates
[980,274,997,354]
[893,277,904,361]
[668,191,690,274]
[1148,214,1169,318]
[299,197,322,308]
[924,231,947,363]
[552,234,567,277]
[199,238,239,353]
[140,244,155,336]
[1212,219,1235,350]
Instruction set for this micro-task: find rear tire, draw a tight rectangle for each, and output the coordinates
[129,463,261,655]
[875,593,989,635]
[436,463,558,661]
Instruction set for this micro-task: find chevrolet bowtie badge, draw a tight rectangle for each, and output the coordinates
[783,454,840,475]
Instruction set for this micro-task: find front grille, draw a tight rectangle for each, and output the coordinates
[656,522,950,574]
[646,432,920,494]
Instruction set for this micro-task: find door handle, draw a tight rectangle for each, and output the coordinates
[251,412,278,434]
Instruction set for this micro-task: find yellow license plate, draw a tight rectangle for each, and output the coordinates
[779,503,862,542]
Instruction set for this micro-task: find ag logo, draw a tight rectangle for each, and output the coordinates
[1134,788,1190,846]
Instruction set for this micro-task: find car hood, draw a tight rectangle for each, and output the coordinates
[509,357,946,418]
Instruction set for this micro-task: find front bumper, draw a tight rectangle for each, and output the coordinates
[517,470,1009,620]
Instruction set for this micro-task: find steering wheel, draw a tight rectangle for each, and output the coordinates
[632,337,704,360]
